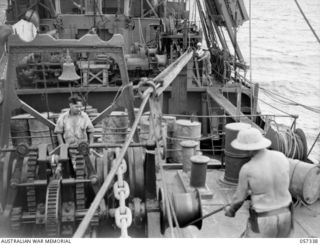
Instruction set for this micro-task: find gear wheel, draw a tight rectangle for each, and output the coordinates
[74,154,86,210]
[26,151,38,213]
[45,179,61,237]
[10,207,22,231]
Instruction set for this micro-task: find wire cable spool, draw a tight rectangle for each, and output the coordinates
[222,122,251,185]
[266,125,308,161]
[289,158,320,204]
[159,188,203,234]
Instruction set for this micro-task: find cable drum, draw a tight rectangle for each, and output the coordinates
[222,122,251,185]
[266,126,308,161]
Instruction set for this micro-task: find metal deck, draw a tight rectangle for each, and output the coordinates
[161,166,320,238]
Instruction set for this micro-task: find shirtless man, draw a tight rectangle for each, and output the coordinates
[55,94,94,146]
[224,127,293,238]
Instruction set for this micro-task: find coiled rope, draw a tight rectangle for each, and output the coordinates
[266,119,307,160]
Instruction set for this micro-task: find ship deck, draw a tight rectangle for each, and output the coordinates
[160,163,320,238]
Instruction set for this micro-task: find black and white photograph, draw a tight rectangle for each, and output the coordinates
[0,0,319,242]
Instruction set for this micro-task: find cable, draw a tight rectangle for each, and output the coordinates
[294,0,320,44]
[260,88,320,114]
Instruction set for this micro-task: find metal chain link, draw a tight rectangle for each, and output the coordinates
[113,154,132,238]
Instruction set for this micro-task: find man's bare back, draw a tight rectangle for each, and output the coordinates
[242,149,292,212]
[224,127,293,237]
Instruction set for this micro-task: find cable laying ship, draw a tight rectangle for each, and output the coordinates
[0,0,319,238]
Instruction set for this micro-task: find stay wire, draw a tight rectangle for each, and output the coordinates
[294,0,320,44]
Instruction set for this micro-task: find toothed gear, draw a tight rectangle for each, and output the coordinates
[75,154,86,210]
[10,207,22,231]
[45,179,61,237]
[26,151,38,213]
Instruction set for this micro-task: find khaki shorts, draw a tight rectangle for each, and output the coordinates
[241,210,292,238]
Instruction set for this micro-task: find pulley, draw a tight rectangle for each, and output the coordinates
[127,147,145,198]
[58,49,81,82]
[159,188,203,235]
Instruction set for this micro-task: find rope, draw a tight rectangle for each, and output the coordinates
[307,131,320,157]
[266,119,306,160]
[167,134,223,142]
[258,98,293,116]
[294,0,320,44]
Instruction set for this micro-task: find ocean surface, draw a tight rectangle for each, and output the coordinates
[237,0,320,162]
[0,0,319,161]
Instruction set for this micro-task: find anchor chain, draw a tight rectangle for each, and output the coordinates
[113,157,132,238]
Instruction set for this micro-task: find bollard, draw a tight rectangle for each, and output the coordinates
[172,120,201,163]
[190,155,210,188]
[180,140,198,173]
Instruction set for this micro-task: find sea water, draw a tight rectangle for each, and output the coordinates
[237,0,320,162]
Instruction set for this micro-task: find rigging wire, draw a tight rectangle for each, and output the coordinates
[294,0,320,45]
[260,87,320,114]
[249,0,252,84]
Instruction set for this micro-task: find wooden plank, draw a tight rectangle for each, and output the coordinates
[206,87,263,133]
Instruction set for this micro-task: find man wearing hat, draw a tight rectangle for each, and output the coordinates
[224,127,293,237]
[195,42,212,86]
